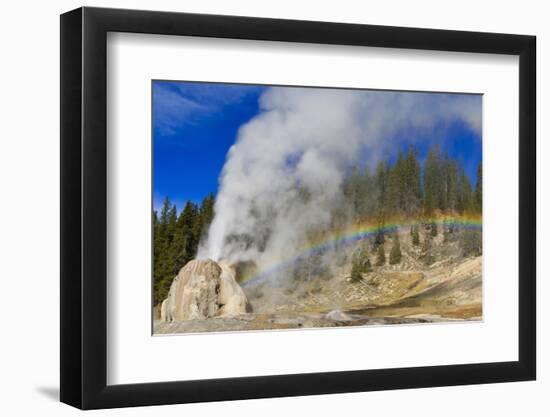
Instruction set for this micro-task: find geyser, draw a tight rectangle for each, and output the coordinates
[198,87,481,275]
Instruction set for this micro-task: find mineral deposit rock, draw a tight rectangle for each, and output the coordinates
[160,259,249,322]
[216,261,249,316]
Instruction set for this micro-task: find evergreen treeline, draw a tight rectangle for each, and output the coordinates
[343,145,482,223]
[344,145,482,281]
[153,193,215,305]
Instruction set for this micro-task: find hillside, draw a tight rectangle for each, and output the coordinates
[154,225,482,334]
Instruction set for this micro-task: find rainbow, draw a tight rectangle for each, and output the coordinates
[239,215,482,287]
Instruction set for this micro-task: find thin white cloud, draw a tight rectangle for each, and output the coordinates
[154,85,210,135]
[154,82,263,136]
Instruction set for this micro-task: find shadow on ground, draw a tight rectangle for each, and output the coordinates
[36,386,59,401]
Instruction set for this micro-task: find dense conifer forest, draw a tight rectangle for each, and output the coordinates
[153,193,215,305]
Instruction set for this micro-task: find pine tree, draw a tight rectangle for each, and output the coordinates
[403,147,422,216]
[375,160,389,241]
[179,201,202,264]
[152,209,160,264]
[376,244,386,266]
[411,225,420,246]
[199,192,215,237]
[423,145,442,215]
[387,151,405,214]
[173,201,199,275]
[357,167,376,219]
[389,236,402,265]
[474,162,482,213]
[457,168,473,214]
[344,166,362,219]
[153,198,178,305]
[152,209,163,304]
[445,158,459,212]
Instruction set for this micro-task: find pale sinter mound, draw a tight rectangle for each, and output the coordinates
[160,259,249,322]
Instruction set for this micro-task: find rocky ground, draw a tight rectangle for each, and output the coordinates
[154,228,482,335]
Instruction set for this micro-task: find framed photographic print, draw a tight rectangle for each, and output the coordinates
[60,7,536,409]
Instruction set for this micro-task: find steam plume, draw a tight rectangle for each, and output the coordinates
[197,87,481,272]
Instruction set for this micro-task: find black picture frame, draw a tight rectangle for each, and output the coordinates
[60,6,536,410]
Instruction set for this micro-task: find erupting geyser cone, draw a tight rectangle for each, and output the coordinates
[160,259,249,322]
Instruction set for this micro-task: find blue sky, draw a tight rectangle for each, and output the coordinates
[153,81,265,210]
[153,81,481,212]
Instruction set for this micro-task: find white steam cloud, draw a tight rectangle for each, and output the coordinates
[197,87,481,270]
